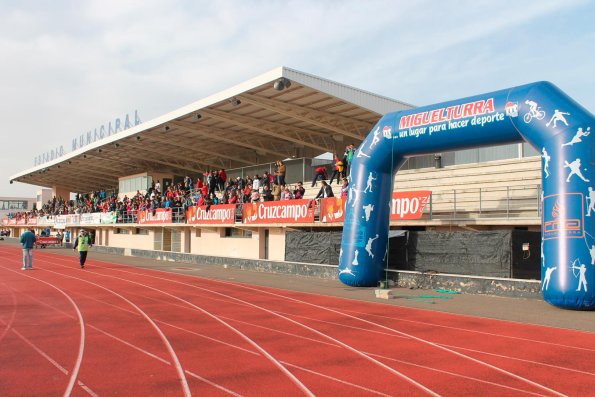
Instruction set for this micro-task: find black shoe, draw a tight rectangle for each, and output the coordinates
[80,265,85,269]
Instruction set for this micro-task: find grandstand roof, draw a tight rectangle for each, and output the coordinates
[10,67,414,193]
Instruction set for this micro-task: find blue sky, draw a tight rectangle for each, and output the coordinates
[1,0,594,197]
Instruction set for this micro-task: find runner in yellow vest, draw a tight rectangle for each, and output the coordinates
[73,229,92,268]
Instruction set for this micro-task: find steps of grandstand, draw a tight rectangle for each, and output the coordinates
[300,156,542,221]
[302,156,541,198]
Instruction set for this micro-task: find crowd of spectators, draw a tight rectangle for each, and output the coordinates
[4,151,357,222]
[3,168,308,222]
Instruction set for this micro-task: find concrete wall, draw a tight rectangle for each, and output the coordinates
[85,244,542,299]
[267,227,286,260]
[76,225,287,261]
[190,228,259,258]
[388,270,541,299]
[107,227,154,249]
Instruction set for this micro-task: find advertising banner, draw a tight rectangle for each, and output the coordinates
[81,213,102,225]
[66,214,80,225]
[54,215,67,229]
[100,212,118,224]
[542,193,584,240]
[27,217,37,226]
[186,205,236,225]
[138,208,172,225]
[242,200,315,224]
[35,237,61,246]
[16,218,26,225]
[36,216,55,226]
[321,191,431,223]
[1,219,8,226]
[390,190,432,220]
[320,197,346,223]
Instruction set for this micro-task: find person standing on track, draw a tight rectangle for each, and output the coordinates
[73,229,92,269]
[19,228,36,270]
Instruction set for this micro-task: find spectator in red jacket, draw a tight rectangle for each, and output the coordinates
[218,169,227,191]
[311,166,328,187]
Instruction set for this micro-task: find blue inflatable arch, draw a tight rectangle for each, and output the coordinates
[339,82,594,310]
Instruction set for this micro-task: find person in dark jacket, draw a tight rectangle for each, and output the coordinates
[314,180,334,199]
[19,228,36,270]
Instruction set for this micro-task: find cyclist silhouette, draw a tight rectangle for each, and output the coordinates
[523,100,546,123]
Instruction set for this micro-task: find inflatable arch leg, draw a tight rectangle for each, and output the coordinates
[339,82,595,310]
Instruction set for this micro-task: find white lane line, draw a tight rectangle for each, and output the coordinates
[363,350,544,397]
[25,250,580,396]
[29,255,307,397]
[122,296,548,396]
[184,370,244,397]
[0,295,99,397]
[7,328,100,397]
[0,252,190,396]
[9,252,528,397]
[58,268,316,397]
[7,282,172,366]
[9,282,391,397]
[48,247,587,348]
[99,262,570,397]
[220,281,570,397]
[272,309,409,340]
[439,343,595,377]
[85,265,440,396]
[25,244,578,351]
[0,283,17,344]
[12,327,70,374]
[111,288,338,350]
[217,315,341,348]
[39,267,192,397]
[157,319,259,356]
[0,265,86,397]
[280,361,394,397]
[6,273,243,397]
[338,307,595,353]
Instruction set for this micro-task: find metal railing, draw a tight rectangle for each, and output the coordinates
[119,207,186,224]
[226,157,315,185]
[425,184,541,220]
[3,184,542,228]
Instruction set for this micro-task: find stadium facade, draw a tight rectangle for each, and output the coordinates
[5,67,559,299]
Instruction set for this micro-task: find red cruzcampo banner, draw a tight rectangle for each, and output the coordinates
[138,208,172,224]
[321,191,431,223]
[186,204,236,225]
[35,237,61,246]
[242,200,315,224]
[320,197,346,223]
[27,217,37,225]
[390,190,431,220]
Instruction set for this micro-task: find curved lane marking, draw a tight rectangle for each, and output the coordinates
[38,267,192,397]
[0,265,85,397]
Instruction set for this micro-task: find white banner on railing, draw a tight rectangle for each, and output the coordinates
[100,212,118,224]
[36,216,55,226]
[80,213,102,225]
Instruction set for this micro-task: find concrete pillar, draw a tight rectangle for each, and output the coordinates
[52,185,71,201]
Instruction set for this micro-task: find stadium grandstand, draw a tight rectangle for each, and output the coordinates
[4,67,545,294]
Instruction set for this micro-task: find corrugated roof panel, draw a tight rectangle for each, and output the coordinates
[282,67,414,115]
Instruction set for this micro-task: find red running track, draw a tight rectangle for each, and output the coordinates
[0,246,593,396]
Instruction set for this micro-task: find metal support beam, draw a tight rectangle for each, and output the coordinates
[203,109,332,153]
[238,93,371,140]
